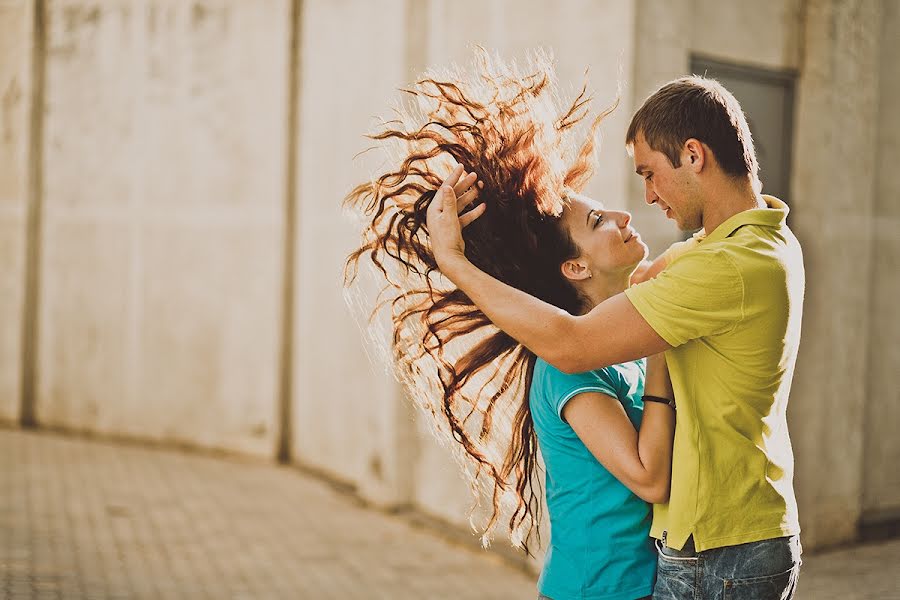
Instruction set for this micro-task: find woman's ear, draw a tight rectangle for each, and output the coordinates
[561,259,592,281]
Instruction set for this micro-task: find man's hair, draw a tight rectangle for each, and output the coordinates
[626,76,759,186]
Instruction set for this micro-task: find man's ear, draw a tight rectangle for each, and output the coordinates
[683,138,706,172]
[561,259,591,281]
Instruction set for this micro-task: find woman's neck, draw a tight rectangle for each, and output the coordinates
[576,271,631,314]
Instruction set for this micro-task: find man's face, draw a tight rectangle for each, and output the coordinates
[631,133,702,231]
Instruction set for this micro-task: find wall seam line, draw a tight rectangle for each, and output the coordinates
[20,0,47,428]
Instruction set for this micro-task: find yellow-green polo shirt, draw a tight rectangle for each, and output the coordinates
[624,196,804,552]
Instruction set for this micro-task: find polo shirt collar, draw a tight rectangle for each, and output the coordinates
[703,195,788,244]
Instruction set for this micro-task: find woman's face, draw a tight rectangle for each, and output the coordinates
[560,193,649,277]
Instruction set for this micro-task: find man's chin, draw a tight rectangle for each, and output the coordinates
[676,217,702,232]
[670,214,693,231]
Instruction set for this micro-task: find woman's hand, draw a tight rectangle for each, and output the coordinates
[629,260,654,285]
[426,164,485,272]
[630,254,669,286]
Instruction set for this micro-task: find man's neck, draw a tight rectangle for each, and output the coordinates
[701,178,766,234]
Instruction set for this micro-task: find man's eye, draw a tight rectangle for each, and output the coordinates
[645,174,653,182]
[594,213,603,227]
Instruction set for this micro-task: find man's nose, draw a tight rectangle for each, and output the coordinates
[644,184,658,205]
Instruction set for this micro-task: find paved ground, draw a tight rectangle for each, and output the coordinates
[1,428,898,599]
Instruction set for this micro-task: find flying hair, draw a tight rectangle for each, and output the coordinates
[344,48,617,555]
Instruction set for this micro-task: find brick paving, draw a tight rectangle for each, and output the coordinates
[796,537,900,599]
[0,428,535,599]
[1,428,898,599]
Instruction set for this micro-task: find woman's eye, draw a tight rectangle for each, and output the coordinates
[594,213,603,227]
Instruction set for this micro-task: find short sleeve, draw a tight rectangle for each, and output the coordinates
[624,248,744,347]
[540,364,621,421]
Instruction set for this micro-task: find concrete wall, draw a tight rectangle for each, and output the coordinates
[33,0,288,456]
[863,0,900,521]
[790,0,882,548]
[0,0,33,423]
[291,0,417,506]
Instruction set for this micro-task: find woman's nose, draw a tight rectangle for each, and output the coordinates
[612,211,631,228]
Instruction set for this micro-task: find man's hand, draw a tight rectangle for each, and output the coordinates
[425,164,485,272]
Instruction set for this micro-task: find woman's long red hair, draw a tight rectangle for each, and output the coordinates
[344,49,615,554]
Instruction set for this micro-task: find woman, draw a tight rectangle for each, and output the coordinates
[344,50,675,600]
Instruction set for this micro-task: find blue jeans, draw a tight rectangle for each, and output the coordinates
[653,535,802,600]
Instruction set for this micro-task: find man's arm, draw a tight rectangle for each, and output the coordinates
[427,166,670,374]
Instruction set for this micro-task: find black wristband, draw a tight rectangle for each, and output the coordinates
[643,395,676,409]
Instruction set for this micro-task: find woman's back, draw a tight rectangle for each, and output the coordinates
[529,358,656,600]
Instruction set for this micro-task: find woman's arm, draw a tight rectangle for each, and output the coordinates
[427,166,670,373]
[562,354,676,503]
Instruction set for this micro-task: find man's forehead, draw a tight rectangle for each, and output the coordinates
[631,136,658,173]
[630,134,651,155]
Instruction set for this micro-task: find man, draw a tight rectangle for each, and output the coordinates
[426,77,804,600]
